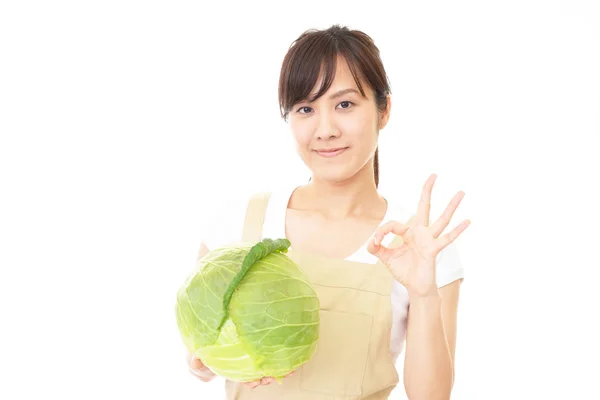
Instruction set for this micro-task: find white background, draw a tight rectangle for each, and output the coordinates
[1,1,599,399]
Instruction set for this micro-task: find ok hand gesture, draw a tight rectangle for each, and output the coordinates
[368,174,470,298]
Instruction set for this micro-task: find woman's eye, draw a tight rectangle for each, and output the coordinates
[296,102,353,114]
[297,106,313,114]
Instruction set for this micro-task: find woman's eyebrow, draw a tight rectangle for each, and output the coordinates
[301,88,361,104]
[327,88,360,100]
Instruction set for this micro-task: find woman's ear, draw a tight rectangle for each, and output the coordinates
[379,95,392,130]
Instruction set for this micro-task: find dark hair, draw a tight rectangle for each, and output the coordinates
[278,25,391,187]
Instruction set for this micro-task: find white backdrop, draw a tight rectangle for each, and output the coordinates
[1,1,599,399]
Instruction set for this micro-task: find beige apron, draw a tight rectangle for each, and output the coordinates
[225,192,403,400]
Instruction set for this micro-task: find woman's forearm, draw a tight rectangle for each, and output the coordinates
[403,293,453,400]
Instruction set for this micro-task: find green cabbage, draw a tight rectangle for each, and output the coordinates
[175,238,320,382]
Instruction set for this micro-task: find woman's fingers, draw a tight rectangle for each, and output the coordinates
[368,220,410,264]
[435,219,471,251]
[430,191,465,238]
[370,220,410,247]
[244,379,262,388]
[261,377,275,385]
[244,370,296,388]
[189,355,205,370]
[188,354,216,382]
[416,174,437,226]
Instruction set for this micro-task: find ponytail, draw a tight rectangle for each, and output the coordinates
[374,148,379,188]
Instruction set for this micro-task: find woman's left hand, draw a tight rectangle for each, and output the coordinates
[367,174,471,298]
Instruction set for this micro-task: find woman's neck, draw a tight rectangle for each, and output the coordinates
[291,166,386,221]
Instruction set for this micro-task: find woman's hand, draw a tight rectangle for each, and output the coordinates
[188,354,217,382]
[242,371,297,389]
[188,352,297,388]
[368,173,470,298]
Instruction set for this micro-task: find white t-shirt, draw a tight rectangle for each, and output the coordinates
[199,183,465,362]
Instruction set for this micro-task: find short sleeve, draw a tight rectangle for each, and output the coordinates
[435,241,465,287]
[198,195,249,251]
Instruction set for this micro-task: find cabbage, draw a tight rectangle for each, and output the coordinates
[175,238,320,382]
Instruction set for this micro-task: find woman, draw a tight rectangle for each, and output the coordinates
[188,24,470,399]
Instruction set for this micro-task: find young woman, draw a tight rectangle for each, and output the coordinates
[188,24,470,399]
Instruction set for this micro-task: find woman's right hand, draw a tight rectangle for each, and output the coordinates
[188,353,217,382]
[188,352,296,387]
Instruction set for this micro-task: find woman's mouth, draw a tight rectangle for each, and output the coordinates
[314,147,348,158]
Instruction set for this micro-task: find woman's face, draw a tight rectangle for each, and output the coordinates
[288,57,390,185]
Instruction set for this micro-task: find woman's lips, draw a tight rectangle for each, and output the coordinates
[314,147,348,157]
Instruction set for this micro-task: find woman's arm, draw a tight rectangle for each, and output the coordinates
[403,280,460,400]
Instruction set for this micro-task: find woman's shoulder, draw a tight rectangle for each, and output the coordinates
[199,185,293,249]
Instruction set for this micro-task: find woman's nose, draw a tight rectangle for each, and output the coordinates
[315,113,341,140]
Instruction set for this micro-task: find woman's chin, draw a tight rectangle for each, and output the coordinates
[310,170,356,185]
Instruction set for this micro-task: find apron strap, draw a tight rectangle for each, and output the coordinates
[241,192,271,242]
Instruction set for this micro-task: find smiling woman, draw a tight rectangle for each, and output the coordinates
[286,58,386,186]
[185,24,470,400]
[278,26,392,188]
